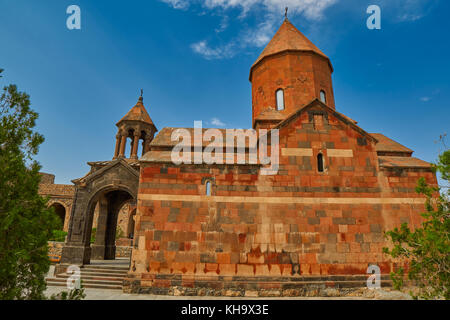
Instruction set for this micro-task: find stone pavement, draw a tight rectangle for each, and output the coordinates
[45,286,411,300]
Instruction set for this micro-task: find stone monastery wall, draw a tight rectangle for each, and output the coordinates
[124,103,436,294]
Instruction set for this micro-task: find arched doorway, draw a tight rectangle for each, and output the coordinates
[61,159,140,265]
[87,188,134,261]
[50,203,66,230]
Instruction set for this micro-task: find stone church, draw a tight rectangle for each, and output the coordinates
[59,19,437,295]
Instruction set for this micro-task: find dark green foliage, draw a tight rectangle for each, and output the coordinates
[383,147,450,300]
[49,230,68,242]
[0,70,60,299]
[90,226,124,244]
[90,227,96,243]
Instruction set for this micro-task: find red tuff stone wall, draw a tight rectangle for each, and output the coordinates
[251,52,335,125]
[126,106,437,294]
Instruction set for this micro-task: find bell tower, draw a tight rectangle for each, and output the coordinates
[250,18,335,129]
[113,91,157,160]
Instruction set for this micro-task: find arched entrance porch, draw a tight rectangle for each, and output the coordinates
[60,159,140,265]
[88,188,134,260]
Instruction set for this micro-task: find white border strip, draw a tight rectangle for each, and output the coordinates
[139,194,425,204]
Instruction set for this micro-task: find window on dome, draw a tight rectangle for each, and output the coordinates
[276,89,285,111]
[320,90,327,104]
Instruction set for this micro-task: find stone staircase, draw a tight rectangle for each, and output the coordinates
[46,264,129,290]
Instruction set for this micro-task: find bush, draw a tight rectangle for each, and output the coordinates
[49,230,67,242]
[90,227,125,243]
[90,228,96,243]
[383,147,449,300]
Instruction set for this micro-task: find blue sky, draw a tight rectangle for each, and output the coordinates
[0,0,448,184]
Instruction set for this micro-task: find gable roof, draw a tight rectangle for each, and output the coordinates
[143,127,262,164]
[253,106,286,126]
[150,127,259,148]
[378,156,431,169]
[274,98,378,143]
[151,127,227,147]
[250,19,332,80]
[370,133,413,155]
[72,158,139,186]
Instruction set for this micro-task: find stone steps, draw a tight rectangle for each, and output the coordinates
[77,269,128,276]
[82,265,129,271]
[46,264,129,291]
[55,273,125,282]
[47,277,123,286]
[46,279,123,290]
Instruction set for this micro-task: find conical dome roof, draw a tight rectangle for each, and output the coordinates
[117,96,155,127]
[250,19,332,79]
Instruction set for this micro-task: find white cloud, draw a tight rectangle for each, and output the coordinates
[162,0,439,59]
[210,117,226,126]
[203,0,338,20]
[215,15,229,33]
[242,18,276,47]
[381,0,439,22]
[161,0,339,59]
[191,17,278,59]
[162,0,338,19]
[398,13,423,22]
[191,40,237,59]
[420,89,440,102]
[161,0,190,10]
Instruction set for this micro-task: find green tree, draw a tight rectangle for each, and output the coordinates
[383,140,450,300]
[0,69,60,299]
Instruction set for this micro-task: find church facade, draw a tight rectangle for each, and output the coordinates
[61,19,437,296]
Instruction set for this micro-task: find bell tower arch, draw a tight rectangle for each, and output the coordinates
[113,91,157,160]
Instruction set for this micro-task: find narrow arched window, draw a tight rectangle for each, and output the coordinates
[206,181,212,196]
[276,89,285,111]
[317,153,324,172]
[320,90,327,104]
